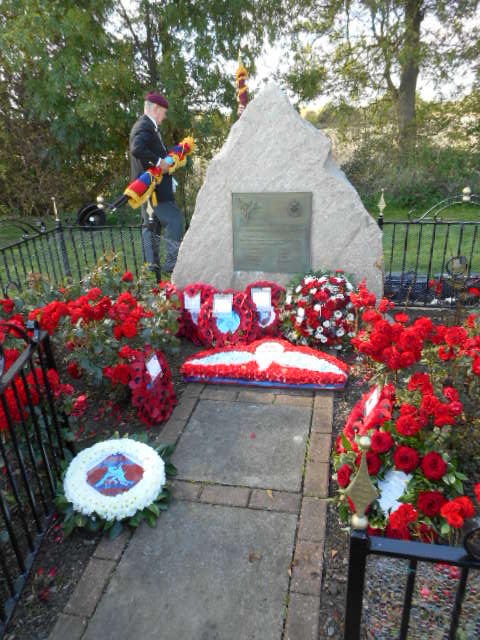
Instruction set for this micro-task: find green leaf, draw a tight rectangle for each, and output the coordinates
[55,494,70,511]
[108,520,124,540]
[63,516,76,537]
[144,511,157,527]
[128,512,144,527]
[165,463,177,477]
[341,433,353,451]
[146,503,160,517]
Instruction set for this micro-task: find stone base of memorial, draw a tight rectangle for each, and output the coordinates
[181,337,348,389]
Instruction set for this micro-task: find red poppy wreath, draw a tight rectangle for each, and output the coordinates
[177,283,216,345]
[244,280,285,339]
[196,289,256,347]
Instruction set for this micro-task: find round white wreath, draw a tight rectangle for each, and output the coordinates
[64,439,166,521]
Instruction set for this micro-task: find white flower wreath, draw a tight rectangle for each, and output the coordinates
[64,439,166,521]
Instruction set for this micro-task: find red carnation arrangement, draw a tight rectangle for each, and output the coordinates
[280,271,358,350]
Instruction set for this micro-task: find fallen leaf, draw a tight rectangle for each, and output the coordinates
[266,489,274,500]
[331,549,338,559]
[248,551,262,562]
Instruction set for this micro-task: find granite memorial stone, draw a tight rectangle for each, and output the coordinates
[172,82,383,296]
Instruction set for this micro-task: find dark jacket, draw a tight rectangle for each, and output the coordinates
[129,114,174,202]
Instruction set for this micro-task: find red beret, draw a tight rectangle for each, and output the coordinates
[145,92,169,108]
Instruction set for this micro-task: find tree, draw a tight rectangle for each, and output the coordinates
[284,1,480,154]
[0,0,138,215]
[0,0,292,217]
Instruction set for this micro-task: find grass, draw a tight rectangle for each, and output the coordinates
[0,201,479,291]
[366,203,480,277]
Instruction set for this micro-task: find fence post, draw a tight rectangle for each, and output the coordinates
[52,198,71,278]
[343,529,369,640]
[343,435,378,639]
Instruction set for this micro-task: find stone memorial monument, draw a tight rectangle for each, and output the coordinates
[172,82,383,296]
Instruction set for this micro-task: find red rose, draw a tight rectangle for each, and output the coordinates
[336,464,353,488]
[421,452,447,481]
[122,271,134,282]
[121,320,138,338]
[475,483,480,504]
[453,496,475,518]
[67,361,83,379]
[366,452,382,476]
[417,490,446,517]
[473,357,480,376]
[1,299,15,314]
[444,326,468,346]
[370,430,394,454]
[393,446,420,472]
[440,502,465,528]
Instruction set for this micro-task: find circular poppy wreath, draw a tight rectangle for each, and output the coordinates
[56,438,176,539]
[177,283,217,345]
[196,289,256,347]
[244,280,285,339]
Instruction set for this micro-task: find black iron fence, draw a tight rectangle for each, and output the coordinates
[0,213,480,307]
[344,530,480,639]
[0,322,69,634]
[0,220,153,292]
[382,219,480,306]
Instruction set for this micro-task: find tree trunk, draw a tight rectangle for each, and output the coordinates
[396,0,424,155]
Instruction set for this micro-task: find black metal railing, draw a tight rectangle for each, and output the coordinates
[344,530,480,639]
[0,322,69,634]
[382,220,480,306]
[0,220,165,292]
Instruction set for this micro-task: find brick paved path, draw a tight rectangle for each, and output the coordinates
[50,384,334,640]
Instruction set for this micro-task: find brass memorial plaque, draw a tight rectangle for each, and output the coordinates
[232,192,312,273]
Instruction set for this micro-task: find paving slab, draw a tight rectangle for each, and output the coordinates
[172,399,310,491]
[82,501,297,640]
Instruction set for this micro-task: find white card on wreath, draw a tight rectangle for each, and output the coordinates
[251,287,272,311]
[146,354,163,381]
[213,294,233,316]
[364,386,381,418]
[184,292,201,312]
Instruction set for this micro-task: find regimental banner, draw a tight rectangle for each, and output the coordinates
[232,192,312,273]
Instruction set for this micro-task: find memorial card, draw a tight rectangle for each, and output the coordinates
[213,293,233,316]
[146,354,163,381]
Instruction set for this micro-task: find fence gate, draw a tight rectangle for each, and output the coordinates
[0,321,69,635]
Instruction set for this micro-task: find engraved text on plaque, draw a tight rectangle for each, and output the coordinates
[232,192,312,273]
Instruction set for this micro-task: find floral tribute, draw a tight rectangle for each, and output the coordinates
[196,289,256,348]
[181,337,348,389]
[20,256,180,426]
[177,282,216,345]
[280,271,356,350]
[103,346,177,426]
[244,281,284,339]
[56,437,176,538]
[333,282,480,544]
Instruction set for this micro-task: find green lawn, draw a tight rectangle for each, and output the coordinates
[0,201,479,292]
[366,204,480,276]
